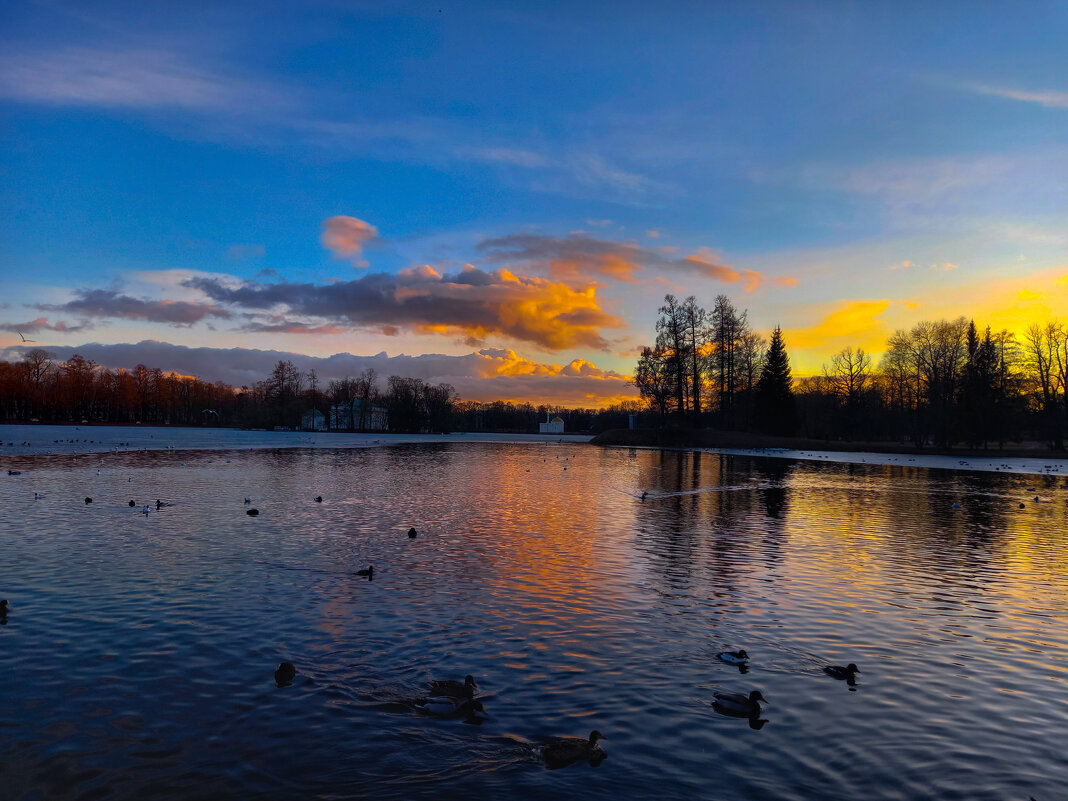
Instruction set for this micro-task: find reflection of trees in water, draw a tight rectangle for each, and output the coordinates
[633,452,779,612]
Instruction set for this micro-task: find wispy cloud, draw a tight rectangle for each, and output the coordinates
[959,82,1068,109]
[1,316,95,335]
[39,289,232,326]
[478,233,791,293]
[0,47,282,111]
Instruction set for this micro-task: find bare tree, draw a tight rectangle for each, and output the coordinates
[824,347,872,439]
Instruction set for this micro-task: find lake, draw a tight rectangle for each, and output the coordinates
[1,431,1066,800]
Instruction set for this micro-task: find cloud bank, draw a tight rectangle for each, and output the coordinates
[185,266,625,351]
[0,340,637,407]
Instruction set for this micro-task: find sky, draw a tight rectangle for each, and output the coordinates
[1,0,1066,407]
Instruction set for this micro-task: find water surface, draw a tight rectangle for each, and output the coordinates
[2,442,1066,800]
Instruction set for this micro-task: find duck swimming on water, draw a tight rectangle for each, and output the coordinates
[416,685,486,719]
[824,663,860,681]
[356,565,374,579]
[712,690,767,717]
[540,731,606,770]
[717,649,749,665]
[429,675,476,698]
[274,661,296,686]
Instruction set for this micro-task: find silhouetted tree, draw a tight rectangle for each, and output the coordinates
[755,326,796,435]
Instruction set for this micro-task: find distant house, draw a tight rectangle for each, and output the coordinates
[301,409,327,431]
[539,413,565,434]
[330,398,389,431]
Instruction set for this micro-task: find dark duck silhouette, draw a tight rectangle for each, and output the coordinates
[429,674,476,698]
[824,663,860,682]
[712,690,767,718]
[408,527,418,538]
[274,661,297,686]
[246,508,259,516]
[540,730,606,770]
[314,496,323,503]
[356,565,374,579]
[416,684,487,720]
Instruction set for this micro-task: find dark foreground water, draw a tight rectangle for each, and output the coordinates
[1,443,1066,800]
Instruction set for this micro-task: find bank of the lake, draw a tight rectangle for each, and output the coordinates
[592,428,1068,460]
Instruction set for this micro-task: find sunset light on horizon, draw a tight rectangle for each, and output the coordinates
[2,2,1066,406]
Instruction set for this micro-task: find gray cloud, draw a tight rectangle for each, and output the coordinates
[183,266,624,351]
[40,289,232,326]
[1,316,95,335]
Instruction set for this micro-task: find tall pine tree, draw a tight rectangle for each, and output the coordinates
[755,325,797,436]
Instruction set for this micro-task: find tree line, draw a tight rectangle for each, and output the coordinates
[0,350,642,434]
[634,294,1068,450]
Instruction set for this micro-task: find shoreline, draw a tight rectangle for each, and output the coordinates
[591,428,1068,477]
[591,428,1068,459]
[0,422,592,458]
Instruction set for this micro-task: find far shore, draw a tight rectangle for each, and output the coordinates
[591,428,1068,461]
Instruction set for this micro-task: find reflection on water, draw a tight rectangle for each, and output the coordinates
[1,443,1066,800]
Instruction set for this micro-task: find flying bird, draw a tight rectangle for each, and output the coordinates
[17,331,37,343]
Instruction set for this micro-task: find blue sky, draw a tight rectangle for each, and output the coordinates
[1,0,1066,404]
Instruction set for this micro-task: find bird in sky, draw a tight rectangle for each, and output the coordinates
[17,331,37,343]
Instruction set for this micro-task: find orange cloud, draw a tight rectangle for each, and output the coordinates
[321,215,378,265]
[478,233,790,291]
[467,348,638,406]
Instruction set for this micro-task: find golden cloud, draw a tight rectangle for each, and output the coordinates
[186,265,626,351]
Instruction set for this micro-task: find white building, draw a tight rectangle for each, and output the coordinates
[539,413,565,434]
[301,409,327,431]
[329,398,389,431]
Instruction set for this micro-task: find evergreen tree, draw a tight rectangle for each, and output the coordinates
[755,326,797,436]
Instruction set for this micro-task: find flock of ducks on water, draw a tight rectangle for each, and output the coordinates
[271,663,604,769]
[710,649,860,728]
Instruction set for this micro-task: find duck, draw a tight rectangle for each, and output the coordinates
[408,527,418,539]
[429,674,476,698]
[717,649,749,665]
[129,500,136,507]
[540,731,605,769]
[356,565,374,579]
[244,496,252,505]
[314,496,323,503]
[246,508,259,516]
[824,663,860,681]
[274,661,297,685]
[416,687,487,719]
[640,491,647,501]
[712,690,767,717]
[0,599,8,616]
[84,497,93,504]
